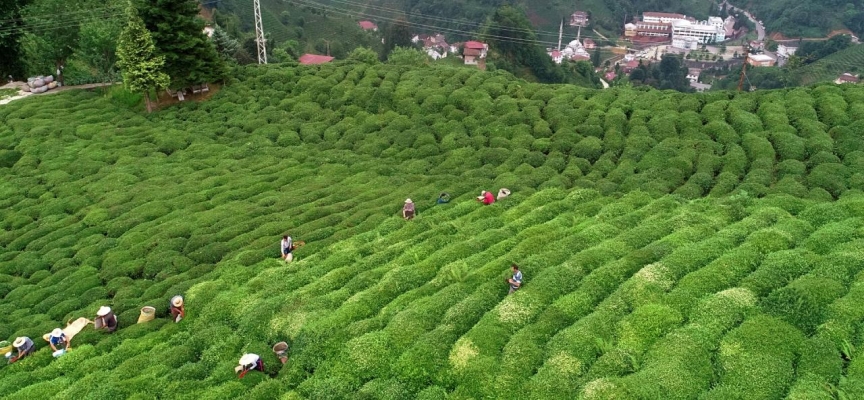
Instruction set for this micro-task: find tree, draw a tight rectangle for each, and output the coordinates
[0,0,28,79]
[117,3,169,113]
[482,5,565,84]
[20,0,90,83]
[348,47,379,65]
[135,0,225,88]
[387,46,429,66]
[76,18,123,82]
[382,18,413,60]
[591,47,602,67]
[211,25,241,62]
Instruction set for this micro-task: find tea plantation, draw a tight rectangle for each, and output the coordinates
[1,62,864,399]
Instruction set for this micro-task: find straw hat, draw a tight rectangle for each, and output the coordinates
[172,296,184,307]
[51,328,63,338]
[239,353,258,366]
[13,337,26,348]
[405,198,412,203]
[97,306,111,317]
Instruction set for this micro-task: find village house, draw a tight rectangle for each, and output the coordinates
[412,33,450,58]
[777,44,797,58]
[583,38,596,49]
[298,54,335,65]
[570,11,589,27]
[747,54,775,67]
[358,21,378,31]
[463,41,488,65]
[749,40,764,51]
[687,68,702,82]
[622,59,642,73]
[835,73,860,84]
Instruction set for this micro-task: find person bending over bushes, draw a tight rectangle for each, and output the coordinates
[170,295,185,322]
[235,353,264,378]
[48,329,69,355]
[281,235,294,262]
[437,192,451,204]
[507,264,523,295]
[94,306,118,333]
[477,190,495,205]
[7,337,34,363]
[403,198,415,220]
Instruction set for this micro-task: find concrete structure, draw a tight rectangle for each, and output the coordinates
[835,73,860,84]
[747,54,775,67]
[298,54,335,65]
[690,82,712,92]
[671,17,725,44]
[777,44,797,58]
[358,21,378,31]
[673,36,700,50]
[570,11,589,27]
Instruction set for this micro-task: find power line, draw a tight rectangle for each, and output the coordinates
[287,0,567,48]
[294,0,603,40]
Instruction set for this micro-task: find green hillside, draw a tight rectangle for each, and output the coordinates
[730,0,864,38]
[795,44,864,86]
[1,62,864,399]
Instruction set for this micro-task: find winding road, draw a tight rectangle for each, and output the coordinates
[723,1,765,41]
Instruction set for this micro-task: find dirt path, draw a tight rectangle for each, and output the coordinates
[0,82,118,106]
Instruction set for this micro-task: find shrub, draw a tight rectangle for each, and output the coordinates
[763,276,846,335]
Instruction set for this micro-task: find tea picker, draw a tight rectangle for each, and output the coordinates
[235,353,264,378]
[281,235,294,262]
[6,337,34,363]
[437,192,451,204]
[94,306,118,333]
[48,328,69,357]
[403,198,415,220]
[506,264,523,295]
[170,295,185,323]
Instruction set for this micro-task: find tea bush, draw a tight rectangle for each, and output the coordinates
[0,63,862,398]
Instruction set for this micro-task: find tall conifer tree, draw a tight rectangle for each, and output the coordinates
[135,0,224,88]
[117,3,169,113]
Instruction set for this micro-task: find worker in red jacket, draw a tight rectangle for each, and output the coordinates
[477,190,495,205]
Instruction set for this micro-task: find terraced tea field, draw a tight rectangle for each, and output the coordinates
[1,62,863,399]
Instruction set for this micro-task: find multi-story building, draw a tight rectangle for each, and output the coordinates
[671,17,725,44]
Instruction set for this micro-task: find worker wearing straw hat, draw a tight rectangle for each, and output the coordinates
[170,295,185,323]
[402,198,415,220]
[235,353,264,378]
[7,337,34,363]
[49,328,69,352]
[94,306,118,333]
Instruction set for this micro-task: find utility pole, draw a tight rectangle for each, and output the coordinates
[737,53,748,91]
[577,25,582,42]
[558,19,563,51]
[254,0,267,64]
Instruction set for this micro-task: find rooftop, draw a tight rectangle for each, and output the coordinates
[358,21,378,30]
[298,54,335,65]
[644,12,688,19]
[464,41,486,49]
[749,54,774,62]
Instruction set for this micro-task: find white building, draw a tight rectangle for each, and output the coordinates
[643,12,690,24]
[671,17,725,44]
[673,36,699,50]
[777,44,797,58]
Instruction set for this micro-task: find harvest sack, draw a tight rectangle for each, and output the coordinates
[138,306,156,323]
[497,188,511,200]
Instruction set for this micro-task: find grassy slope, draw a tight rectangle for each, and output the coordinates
[795,44,864,86]
[0,62,863,398]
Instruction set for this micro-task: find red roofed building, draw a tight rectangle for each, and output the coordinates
[835,73,860,84]
[299,54,335,65]
[358,21,378,31]
[463,41,488,65]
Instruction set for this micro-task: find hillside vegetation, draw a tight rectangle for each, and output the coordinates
[795,43,864,86]
[1,62,864,399]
